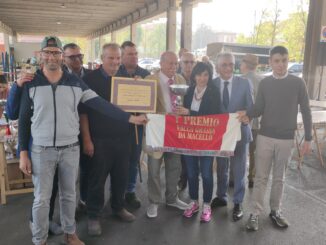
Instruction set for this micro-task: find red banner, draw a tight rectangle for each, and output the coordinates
[164,114,229,150]
[145,114,241,157]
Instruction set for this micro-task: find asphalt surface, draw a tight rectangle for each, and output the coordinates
[1,147,326,245]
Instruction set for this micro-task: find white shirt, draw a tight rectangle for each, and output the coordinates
[159,71,174,113]
[272,71,288,79]
[191,86,207,112]
[219,75,233,102]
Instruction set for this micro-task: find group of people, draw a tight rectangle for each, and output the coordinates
[5,35,312,245]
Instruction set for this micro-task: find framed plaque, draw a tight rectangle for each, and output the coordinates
[111,77,157,113]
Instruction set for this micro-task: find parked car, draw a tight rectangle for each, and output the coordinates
[138,58,160,72]
[263,62,303,77]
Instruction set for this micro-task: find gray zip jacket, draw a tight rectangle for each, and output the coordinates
[19,69,130,151]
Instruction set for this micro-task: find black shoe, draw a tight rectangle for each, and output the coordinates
[75,200,87,220]
[211,197,227,209]
[229,180,234,188]
[248,181,254,188]
[125,192,141,209]
[177,178,187,191]
[232,204,243,221]
[269,210,289,228]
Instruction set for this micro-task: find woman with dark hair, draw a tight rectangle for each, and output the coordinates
[175,62,221,222]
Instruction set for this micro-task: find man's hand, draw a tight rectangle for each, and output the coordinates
[129,114,148,125]
[83,139,94,157]
[175,106,189,116]
[300,141,312,156]
[19,151,32,176]
[17,71,34,87]
[236,110,250,124]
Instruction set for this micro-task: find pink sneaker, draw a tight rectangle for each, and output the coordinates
[183,202,199,218]
[200,206,212,222]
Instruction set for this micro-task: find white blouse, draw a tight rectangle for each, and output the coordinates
[190,86,207,112]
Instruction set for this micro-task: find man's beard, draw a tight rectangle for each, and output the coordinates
[46,62,60,71]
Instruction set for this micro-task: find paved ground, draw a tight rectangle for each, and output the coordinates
[1,147,326,245]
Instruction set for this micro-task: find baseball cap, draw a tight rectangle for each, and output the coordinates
[41,36,63,50]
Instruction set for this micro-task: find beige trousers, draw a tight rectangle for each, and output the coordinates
[147,152,181,204]
[252,135,294,215]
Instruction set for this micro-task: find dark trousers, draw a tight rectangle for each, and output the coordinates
[180,155,188,183]
[79,148,90,202]
[248,129,258,182]
[79,135,91,202]
[87,138,131,218]
[126,126,143,193]
[216,142,248,204]
[184,155,213,203]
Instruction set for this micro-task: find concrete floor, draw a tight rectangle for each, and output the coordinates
[1,149,326,245]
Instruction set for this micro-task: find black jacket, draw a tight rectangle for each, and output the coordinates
[183,84,221,116]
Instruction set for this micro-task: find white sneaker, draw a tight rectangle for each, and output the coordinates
[167,197,189,210]
[147,204,158,218]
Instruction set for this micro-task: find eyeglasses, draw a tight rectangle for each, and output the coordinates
[220,63,234,69]
[64,54,84,60]
[42,50,62,57]
[182,60,195,65]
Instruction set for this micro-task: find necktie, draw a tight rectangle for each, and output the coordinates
[168,79,177,110]
[223,81,229,109]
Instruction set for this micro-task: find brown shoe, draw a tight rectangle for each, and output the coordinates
[64,233,85,245]
[114,208,136,222]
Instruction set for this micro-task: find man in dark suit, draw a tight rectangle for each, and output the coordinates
[63,43,92,213]
[211,52,253,221]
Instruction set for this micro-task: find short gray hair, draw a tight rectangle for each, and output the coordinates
[216,52,235,65]
[101,43,120,55]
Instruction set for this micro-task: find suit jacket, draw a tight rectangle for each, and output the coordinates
[146,71,186,114]
[213,76,253,143]
[143,71,186,158]
[242,71,263,130]
[183,84,221,116]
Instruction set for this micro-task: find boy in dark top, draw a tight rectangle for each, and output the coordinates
[241,46,312,231]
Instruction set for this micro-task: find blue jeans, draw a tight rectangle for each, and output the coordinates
[184,155,214,203]
[31,144,79,245]
[126,125,143,193]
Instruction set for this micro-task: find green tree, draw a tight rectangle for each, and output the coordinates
[236,0,308,62]
[278,11,308,61]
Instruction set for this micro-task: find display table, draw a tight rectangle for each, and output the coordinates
[296,111,326,168]
[0,140,33,204]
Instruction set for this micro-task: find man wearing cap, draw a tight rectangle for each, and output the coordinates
[240,54,264,188]
[18,36,147,245]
